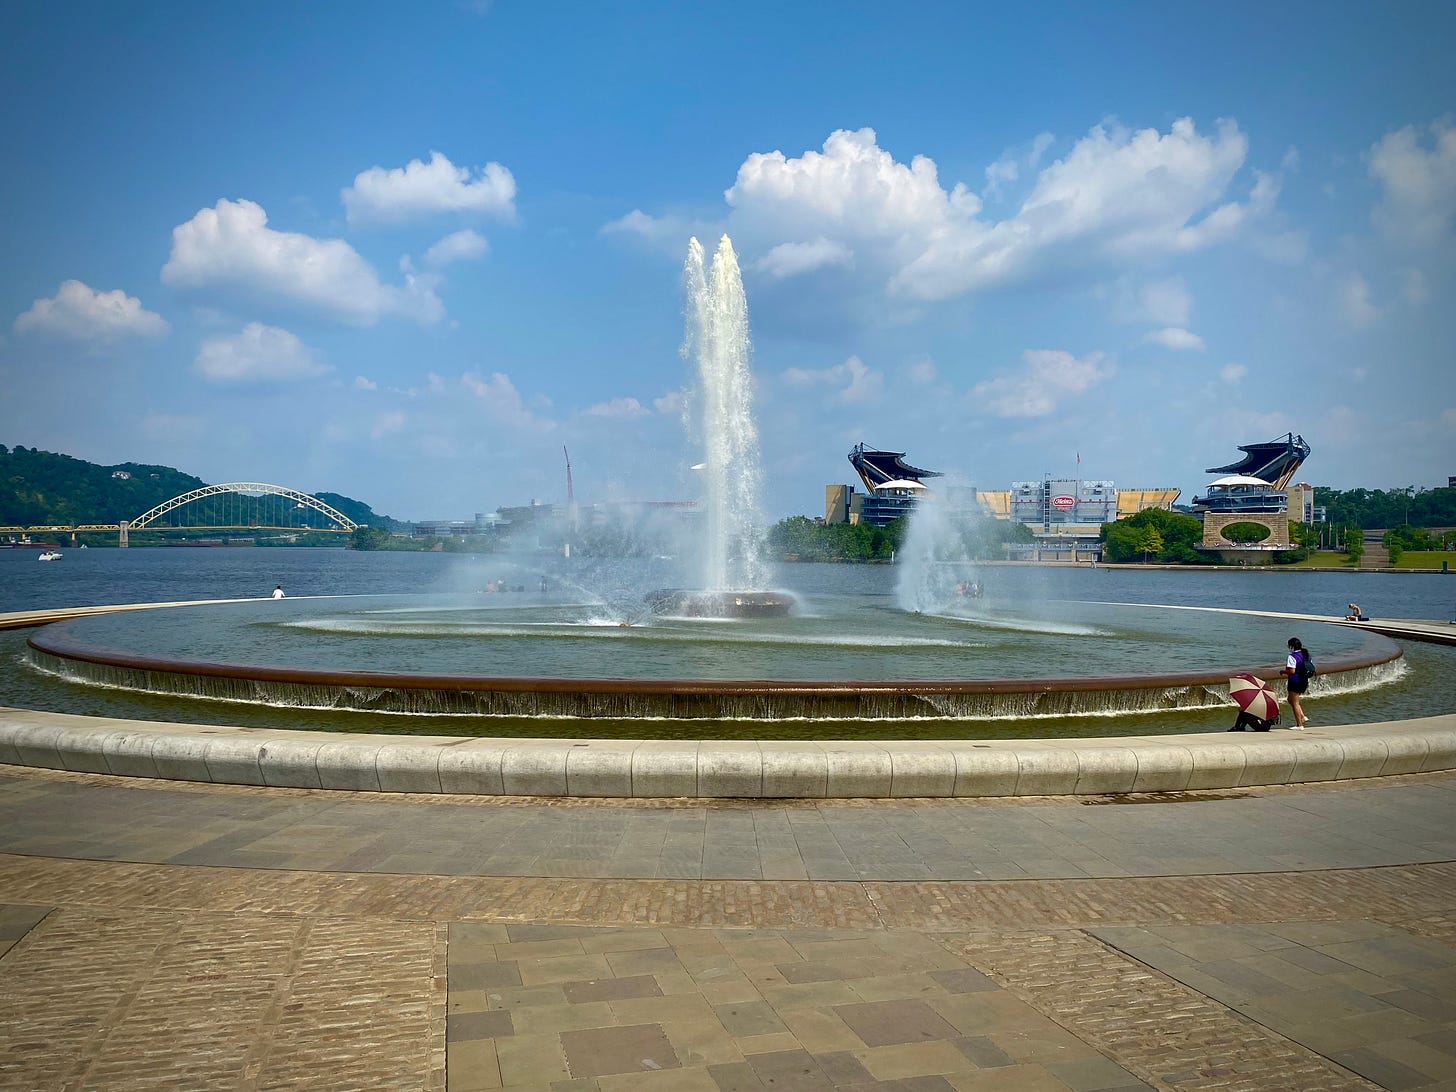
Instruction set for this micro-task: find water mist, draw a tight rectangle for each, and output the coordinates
[894,486,984,614]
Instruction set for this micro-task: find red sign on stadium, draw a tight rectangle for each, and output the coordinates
[1052,495,1076,511]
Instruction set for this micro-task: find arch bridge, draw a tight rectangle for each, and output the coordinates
[119,483,358,546]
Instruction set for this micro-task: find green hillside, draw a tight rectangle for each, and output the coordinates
[0,445,402,529]
[0,445,207,525]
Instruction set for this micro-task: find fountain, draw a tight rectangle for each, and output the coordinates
[895,486,984,615]
[3,236,1413,741]
[646,236,791,619]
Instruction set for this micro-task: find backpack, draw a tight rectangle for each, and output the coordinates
[1298,651,1316,679]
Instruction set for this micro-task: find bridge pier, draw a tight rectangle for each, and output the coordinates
[119,521,129,548]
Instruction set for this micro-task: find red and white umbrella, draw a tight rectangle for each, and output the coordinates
[1229,673,1280,722]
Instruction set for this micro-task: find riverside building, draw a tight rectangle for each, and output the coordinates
[1192,433,1313,557]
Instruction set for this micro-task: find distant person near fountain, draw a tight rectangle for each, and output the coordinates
[271,585,284,599]
[1283,637,1314,728]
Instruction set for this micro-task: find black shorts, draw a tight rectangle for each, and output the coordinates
[1287,678,1308,694]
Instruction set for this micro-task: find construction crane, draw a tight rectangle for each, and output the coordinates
[563,446,577,556]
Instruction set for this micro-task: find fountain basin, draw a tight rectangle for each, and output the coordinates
[4,599,1453,798]
[645,589,796,618]
[23,595,1403,722]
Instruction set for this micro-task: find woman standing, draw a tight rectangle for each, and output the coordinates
[1283,637,1313,728]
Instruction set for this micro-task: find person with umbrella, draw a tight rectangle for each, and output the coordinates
[1228,673,1280,731]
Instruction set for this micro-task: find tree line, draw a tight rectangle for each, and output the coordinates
[1317,486,1456,529]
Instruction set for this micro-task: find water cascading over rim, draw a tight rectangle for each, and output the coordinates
[683,235,767,593]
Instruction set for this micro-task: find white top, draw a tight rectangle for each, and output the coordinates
[1209,475,1274,488]
[271,588,285,599]
[873,479,927,492]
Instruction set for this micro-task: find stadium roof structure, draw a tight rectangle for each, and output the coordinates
[1206,433,1311,490]
[848,443,941,492]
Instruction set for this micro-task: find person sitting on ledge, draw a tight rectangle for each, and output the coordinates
[1345,603,1368,621]
[1229,709,1276,732]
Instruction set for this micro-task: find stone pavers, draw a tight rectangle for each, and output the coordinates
[0,904,442,1091]
[945,928,1375,1091]
[4,765,1456,882]
[3,765,1456,1088]
[0,901,49,958]
[443,922,1150,1090]
[1093,921,1456,1089]
[4,851,1456,1088]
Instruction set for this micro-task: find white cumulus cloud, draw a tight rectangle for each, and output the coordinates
[1368,120,1456,246]
[754,238,852,279]
[897,119,1260,297]
[371,411,407,439]
[983,132,1055,200]
[1115,276,1191,327]
[162,198,443,326]
[905,359,939,386]
[343,151,516,225]
[461,370,554,431]
[14,279,168,340]
[193,323,329,383]
[972,349,1111,418]
[424,228,489,266]
[1144,327,1206,351]
[1342,273,1380,327]
[584,397,650,419]
[1220,363,1248,383]
[612,121,1276,306]
[781,355,884,404]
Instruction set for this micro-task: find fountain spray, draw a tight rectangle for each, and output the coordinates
[683,236,767,592]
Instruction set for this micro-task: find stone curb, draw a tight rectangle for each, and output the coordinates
[2,706,1453,799]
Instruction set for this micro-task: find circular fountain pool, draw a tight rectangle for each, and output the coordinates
[24,591,1402,725]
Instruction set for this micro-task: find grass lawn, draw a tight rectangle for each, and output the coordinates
[1286,551,1360,568]
[1281,550,1456,569]
[1389,551,1456,570]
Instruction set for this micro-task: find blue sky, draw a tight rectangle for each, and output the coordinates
[2,0,1453,521]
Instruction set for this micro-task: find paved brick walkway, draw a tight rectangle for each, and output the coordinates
[3,766,1456,1089]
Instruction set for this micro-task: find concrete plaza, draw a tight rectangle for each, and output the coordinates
[3,763,1456,1091]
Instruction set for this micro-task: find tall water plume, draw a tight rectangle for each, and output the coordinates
[894,485,983,614]
[683,235,767,591]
